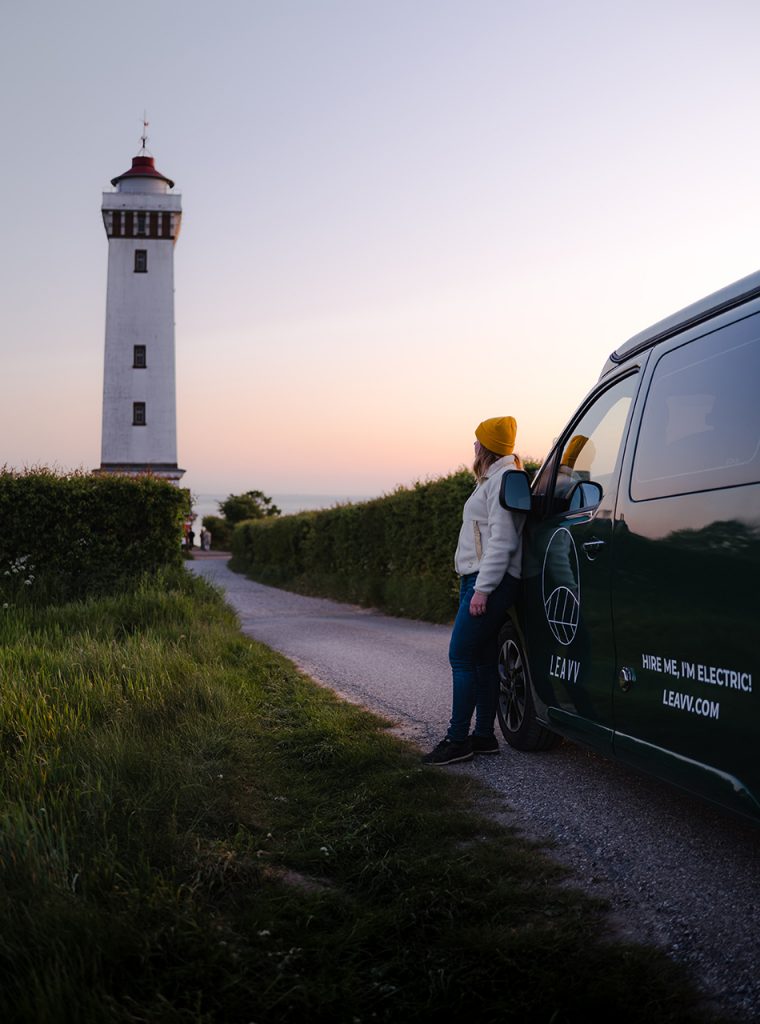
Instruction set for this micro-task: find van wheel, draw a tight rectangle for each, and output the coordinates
[496,623,560,751]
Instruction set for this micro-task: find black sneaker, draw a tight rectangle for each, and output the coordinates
[471,734,499,754]
[421,737,473,766]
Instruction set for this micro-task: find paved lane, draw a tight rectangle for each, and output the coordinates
[188,556,760,1022]
[189,554,451,748]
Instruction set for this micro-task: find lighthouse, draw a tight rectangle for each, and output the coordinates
[99,135,184,481]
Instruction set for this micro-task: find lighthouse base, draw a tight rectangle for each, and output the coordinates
[96,462,186,483]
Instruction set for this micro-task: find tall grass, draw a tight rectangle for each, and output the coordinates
[0,570,712,1023]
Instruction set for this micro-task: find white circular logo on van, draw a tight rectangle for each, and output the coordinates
[542,528,580,646]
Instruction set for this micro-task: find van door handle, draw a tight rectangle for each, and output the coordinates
[582,538,605,560]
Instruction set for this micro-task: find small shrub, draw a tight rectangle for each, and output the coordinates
[219,490,281,523]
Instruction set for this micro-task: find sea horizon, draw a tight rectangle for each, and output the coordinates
[191,491,375,524]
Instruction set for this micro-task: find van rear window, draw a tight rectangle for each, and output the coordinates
[631,319,760,500]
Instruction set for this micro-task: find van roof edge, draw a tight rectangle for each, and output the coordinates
[603,268,760,375]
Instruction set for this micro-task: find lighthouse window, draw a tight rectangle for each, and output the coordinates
[133,345,146,368]
[132,402,146,426]
[134,250,148,273]
[136,212,146,236]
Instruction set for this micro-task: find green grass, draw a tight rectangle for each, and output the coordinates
[0,569,722,1023]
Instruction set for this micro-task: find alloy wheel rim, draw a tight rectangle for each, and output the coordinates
[498,638,526,732]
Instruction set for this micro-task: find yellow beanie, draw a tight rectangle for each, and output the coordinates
[475,416,517,456]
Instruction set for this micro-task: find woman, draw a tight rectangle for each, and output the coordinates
[422,416,526,766]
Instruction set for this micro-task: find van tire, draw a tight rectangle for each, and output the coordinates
[496,622,560,752]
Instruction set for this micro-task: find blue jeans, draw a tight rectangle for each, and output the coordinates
[446,572,520,742]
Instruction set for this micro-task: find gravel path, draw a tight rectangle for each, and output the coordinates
[188,556,760,1021]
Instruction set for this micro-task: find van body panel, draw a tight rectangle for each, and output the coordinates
[522,508,617,740]
[611,485,760,801]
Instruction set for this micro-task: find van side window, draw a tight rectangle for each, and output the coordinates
[548,373,637,516]
[631,321,760,501]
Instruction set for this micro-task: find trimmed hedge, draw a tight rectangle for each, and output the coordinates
[230,471,475,622]
[0,469,188,605]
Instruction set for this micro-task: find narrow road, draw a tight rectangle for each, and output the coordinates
[188,556,760,1022]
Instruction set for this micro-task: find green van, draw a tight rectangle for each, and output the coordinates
[497,269,760,822]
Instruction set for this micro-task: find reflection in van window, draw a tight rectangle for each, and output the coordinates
[550,373,637,515]
[631,327,760,501]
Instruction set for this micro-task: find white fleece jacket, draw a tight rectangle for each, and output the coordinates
[454,455,525,593]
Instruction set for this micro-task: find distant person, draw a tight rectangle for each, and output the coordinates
[187,528,196,550]
[201,527,211,551]
[422,416,526,766]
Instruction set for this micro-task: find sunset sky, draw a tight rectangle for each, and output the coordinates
[4,1,760,503]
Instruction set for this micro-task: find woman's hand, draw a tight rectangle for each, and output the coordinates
[469,590,488,616]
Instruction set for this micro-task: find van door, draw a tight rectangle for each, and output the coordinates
[521,372,639,747]
[612,314,760,818]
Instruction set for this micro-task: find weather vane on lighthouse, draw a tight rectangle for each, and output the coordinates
[139,113,150,154]
[138,112,151,153]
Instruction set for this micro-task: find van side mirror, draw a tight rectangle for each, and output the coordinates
[567,480,603,512]
[499,470,532,512]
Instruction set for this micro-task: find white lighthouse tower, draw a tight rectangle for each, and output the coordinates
[99,132,184,481]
